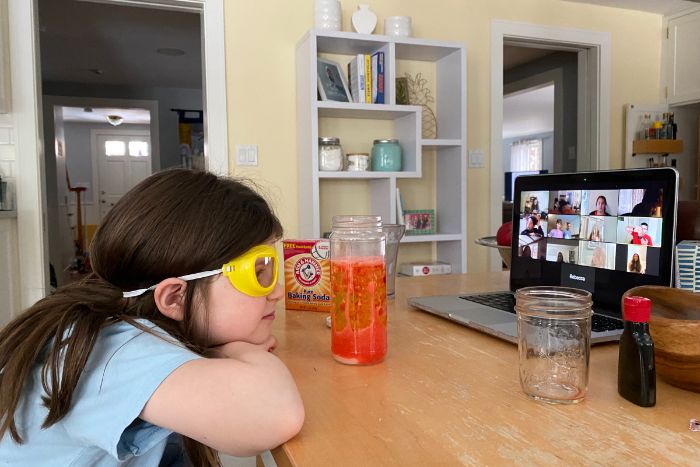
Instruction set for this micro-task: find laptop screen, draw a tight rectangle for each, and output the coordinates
[510,168,678,313]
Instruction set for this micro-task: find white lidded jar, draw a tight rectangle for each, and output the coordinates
[384,16,412,37]
[315,0,341,31]
[318,137,343,171]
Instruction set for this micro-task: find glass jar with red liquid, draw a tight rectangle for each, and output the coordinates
[329,215,387,364]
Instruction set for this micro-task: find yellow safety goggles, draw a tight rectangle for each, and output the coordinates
[123,245,279,298]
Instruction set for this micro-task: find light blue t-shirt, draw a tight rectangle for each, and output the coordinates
[0,320,202,466]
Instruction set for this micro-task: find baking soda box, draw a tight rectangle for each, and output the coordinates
[283,239,332,312]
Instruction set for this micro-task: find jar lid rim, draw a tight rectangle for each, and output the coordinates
[319,137,340,144]
[374,139,399,143]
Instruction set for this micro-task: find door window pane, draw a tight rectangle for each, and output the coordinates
[129,141,149,157]
[105,140,126,156]
[510,139,543,171]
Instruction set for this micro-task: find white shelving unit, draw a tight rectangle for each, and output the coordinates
[296,30,467,273]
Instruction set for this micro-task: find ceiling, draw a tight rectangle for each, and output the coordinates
[503,47,555,71]
[503,85,555,139]
[38,0,202,89]
[60,106,151,125]
[563,0,700,15]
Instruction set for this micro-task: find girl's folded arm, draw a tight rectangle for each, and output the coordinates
[140,351,305,457]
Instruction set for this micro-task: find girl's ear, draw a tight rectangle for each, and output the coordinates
[153,278,187,321]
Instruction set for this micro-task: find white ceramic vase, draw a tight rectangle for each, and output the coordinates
[352,4,377,34]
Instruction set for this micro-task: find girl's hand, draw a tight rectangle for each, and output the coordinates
[208,335,278,359]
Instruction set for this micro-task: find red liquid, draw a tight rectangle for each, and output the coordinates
[330,256,387,364]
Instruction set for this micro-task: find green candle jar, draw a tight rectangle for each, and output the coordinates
[371,139,402,171]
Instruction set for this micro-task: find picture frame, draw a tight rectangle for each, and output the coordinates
[404,209,435,235]
[317,57,351,102]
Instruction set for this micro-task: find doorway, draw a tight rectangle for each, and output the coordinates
[10,0,228,301]
[489,20,612,271]
[502,83,555,220]
[50,101,155,285]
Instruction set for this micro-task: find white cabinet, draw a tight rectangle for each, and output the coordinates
[295,30,467,273]
[665,8,700,105]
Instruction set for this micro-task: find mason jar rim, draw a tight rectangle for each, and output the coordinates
[514,286,592,319]
[331,215,382,229]
[373,138,399,144]
[319,136,340,145]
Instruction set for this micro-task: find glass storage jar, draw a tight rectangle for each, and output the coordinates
[329,215,387,365]
[319,137,343,171]
[371,139,402,171]
[515,286,592,404]
[346,153,369,171]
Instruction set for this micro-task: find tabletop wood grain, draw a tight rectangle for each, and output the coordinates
[267,273,700,466]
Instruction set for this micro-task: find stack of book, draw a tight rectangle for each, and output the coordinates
[347,51,385,104]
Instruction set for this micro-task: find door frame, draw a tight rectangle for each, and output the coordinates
[489,20,611,271]
[9,0,228,306]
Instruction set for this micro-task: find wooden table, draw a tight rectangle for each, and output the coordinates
[267,273,700,466]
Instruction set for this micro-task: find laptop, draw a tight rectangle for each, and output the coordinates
[408,168,679,344]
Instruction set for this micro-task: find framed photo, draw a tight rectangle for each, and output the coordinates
[317,58,351,102]
[404,209,435,235]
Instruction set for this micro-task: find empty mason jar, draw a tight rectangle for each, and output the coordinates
[515,286,592,404]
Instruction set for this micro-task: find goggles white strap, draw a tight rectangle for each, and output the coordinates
[122,268,222,298]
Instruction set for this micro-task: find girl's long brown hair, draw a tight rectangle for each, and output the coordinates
[0,169,282,466]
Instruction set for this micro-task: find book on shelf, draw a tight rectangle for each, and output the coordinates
[396,187,405,224]
[347,54,366,104]
[364,54,372,103]
[371,51,384,104]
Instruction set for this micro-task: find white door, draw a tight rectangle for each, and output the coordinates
[96,132,152,220]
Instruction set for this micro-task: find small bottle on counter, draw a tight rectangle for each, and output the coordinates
[669,112,677,140]
[617,296,656,407]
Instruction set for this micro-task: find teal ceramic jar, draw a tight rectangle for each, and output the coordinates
[371,139,402,171]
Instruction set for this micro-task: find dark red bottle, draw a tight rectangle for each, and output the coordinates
[617,296,656,407]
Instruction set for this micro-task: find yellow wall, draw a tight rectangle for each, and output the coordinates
[225,0,662,272]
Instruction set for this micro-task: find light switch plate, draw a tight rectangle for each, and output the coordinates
[469,149,484,168]
[236,144,258,166]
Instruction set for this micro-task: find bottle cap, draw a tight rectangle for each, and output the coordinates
[623,296,651,323]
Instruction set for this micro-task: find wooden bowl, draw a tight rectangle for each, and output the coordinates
[475,236,511,269]
[623,286,700,392]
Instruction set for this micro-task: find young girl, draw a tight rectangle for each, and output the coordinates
[628,252,644,273]
[0,169,304,466]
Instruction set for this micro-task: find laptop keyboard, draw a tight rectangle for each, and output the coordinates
[459,292,624,333]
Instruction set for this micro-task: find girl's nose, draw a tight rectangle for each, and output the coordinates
[268,282,284,302]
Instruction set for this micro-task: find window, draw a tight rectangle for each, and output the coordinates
[129,141,149,157]
[510,139,542,171]
[105,140,126,156]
